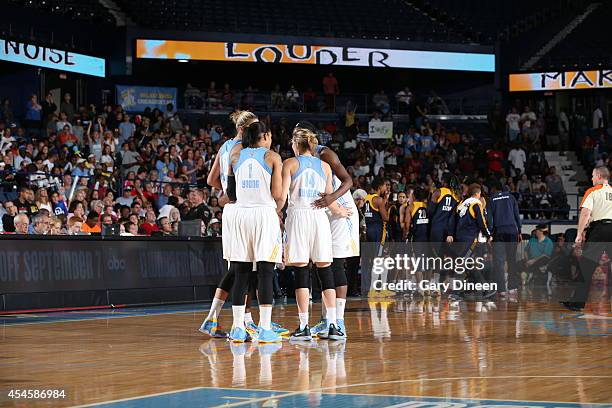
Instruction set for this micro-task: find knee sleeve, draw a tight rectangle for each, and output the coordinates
[317,265,335,291]
[256,261,275,305]
[294,266,310,289]
[231,262,252,306]
[332,258,347,287]
[217,266,235,293]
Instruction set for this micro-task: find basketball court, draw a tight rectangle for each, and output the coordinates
[2,298,610,407]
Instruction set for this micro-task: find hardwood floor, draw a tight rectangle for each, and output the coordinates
[0,298,610,407]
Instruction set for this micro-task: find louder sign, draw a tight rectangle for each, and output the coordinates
[136,39,495,72]
[509,70,612,92]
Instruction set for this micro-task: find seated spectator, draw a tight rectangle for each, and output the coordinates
[49,217,63,235]
[140,209,159,235]
[222,83,234,107]
[2,201,17,232]
[271,84,284,110]
[100,213,114,226]
[286,85,300,111]
[13,213,29,234]
[207,218,221,237]
[29,212,50,234]
[82,211,101,233]
[372,90,390,115]
[157,216,174,236]
[522,224,554,285]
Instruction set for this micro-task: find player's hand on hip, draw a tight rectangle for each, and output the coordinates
[313,192,335,208]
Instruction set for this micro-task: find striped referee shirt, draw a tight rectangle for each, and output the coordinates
[580,183,612,222]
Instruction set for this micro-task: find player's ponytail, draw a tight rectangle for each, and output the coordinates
[291,127,318,154]
[230,110,258,130]
[243,121,268,148]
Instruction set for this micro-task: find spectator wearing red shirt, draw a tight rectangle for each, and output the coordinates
[58,125,78,146]
[139,209,159,236]
[322,73,339,112]
[487,145,505,174]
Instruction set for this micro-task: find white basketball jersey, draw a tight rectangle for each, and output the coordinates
[315,145,358,211]
[289,155,327,210]
[233,147,275,208]
[219,138,241,192]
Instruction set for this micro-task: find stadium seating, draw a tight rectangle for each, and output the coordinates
[535,1,612,69]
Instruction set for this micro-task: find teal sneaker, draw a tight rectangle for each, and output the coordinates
[312,319,330,338]
[245,321,259,337]
[229,326,251,343]
[337,319,347,337]
[271,322,290,337]
[199,318,228,338]
[256,327,282,343]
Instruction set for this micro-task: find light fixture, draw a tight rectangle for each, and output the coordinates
[178,59,189,63]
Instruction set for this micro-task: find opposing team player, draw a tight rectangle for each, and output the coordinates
[280,128,351,341]
[226,121,284,343]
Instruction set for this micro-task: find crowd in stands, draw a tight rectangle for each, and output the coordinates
[183,76,447,116]
[0,81,607,236]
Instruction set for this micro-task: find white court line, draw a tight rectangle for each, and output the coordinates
[0,309,203,327]
[70,386,204,407]
[208,376,612,408]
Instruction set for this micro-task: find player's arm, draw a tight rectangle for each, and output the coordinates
[313,148,353,208]
[278,157,295,211]
[267,150,284,202]
[474,204,492,240]
[225,144,242,202]
[374,194,389,222]
[322,161,351,218]
[404,204,412,239]
[206,150,222,190]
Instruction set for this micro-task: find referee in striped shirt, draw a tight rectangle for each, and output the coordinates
[563,166,612,311]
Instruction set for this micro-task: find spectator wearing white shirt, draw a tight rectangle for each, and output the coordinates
[508,144,527,176]
[520,106,538,142]
[506,107,521,143]
[56,112,72,133]
[592,106,604,131]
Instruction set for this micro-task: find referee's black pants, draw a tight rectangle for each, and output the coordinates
[573,223,612,303]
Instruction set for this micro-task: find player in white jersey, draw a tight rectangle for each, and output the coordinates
[226,121,284,343]
[279,128,351,341]
[199,111,257,338]
[294,121,359,337]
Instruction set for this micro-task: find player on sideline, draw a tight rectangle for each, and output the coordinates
[429,174,461,288]
[199,110,257,338]
[364,177,390,297]
[226,121,284,343]
[294,121,360,338]
[280,128,351,341]
[405,187,431,295]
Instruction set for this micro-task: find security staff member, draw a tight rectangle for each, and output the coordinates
[488,182,522,297]
[565,166,612,310]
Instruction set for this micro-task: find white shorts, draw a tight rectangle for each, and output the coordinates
[285,208,333,264]
[221,203,237,260]
[329,208,360,259]
[229,206,282,263]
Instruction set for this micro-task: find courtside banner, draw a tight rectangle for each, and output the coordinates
[509,69,612,92]
[136,39,495,72]
[0,237,224,293]
[0,38,106,77]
